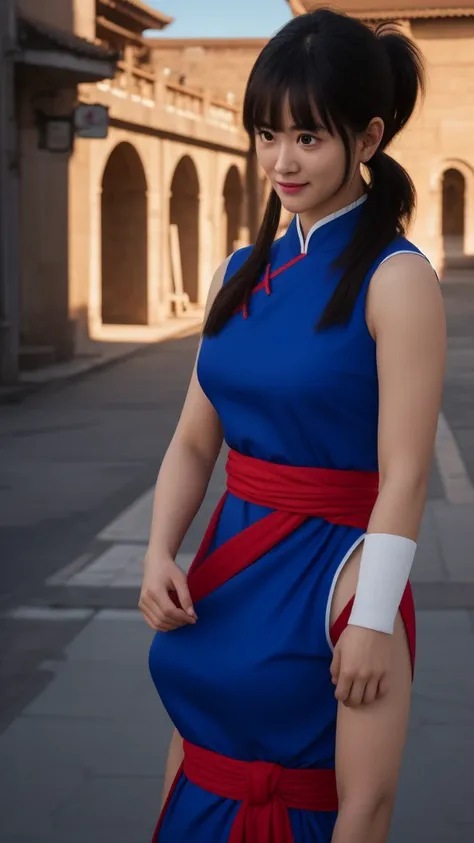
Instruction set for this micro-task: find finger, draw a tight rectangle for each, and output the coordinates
[335,672,353,703]
[141,611,158,631]
[377,672,390,699]
[141,606,180,632]
[172,571,197,618]
[344,678,367,708]
[160,590,197,625]
[141,589,194,626]
[139,596,183,631]
[362,678,380,706]
[140,606,163,631]
[139,602,166,630]
[330,647,341,685]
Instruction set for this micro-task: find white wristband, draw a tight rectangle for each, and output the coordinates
[348,533,417,635]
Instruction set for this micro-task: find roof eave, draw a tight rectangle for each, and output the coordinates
[16,50,117,82]
[286,2,474,21]
[357,7,474,19]
[147,36,269,48]
[99,0,173,32]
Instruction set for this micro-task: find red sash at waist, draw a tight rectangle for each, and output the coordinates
[154,453,416,842]
[226,450,379,526]
[183,740,338,843]
[184,450,379,605]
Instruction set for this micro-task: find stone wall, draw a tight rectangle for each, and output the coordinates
[17,0,74,30]
[390,18,474,267]
[149,39,267,103]
[149,17,474,272]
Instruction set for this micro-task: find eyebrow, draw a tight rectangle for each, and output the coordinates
[256,121,326,132]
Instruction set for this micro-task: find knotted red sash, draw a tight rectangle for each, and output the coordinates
[183,740,338,843]
[153,450,416,843]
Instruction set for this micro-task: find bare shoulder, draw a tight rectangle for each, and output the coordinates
[366,252,445,342]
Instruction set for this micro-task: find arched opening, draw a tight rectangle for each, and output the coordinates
[442,168,465,264]
[170,156,200,304]
[101,143,148,324]
[223,166,243,255]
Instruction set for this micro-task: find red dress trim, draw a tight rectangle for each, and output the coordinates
[238,253,307,319]
[154,449,416,841]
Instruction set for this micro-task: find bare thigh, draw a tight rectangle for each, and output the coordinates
[329,542,413,806]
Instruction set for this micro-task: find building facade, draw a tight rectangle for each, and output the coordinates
[287,1,474,273]
[0,0,259,382]
[1,0,472,383]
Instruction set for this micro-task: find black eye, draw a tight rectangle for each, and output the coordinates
[258,129,274,142]
[299,134,317,146]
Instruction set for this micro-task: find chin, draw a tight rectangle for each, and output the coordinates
[277,194,319,215]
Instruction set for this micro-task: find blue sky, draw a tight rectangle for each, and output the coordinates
[147,0,292,38]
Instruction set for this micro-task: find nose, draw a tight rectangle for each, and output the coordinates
[273,141,299,176]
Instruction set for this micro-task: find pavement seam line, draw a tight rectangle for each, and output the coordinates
[434,412,474,504]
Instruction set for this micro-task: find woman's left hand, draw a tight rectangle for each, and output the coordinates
[330,625,393,708]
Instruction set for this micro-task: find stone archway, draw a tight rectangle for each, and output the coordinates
[442,167,465,264]
[170,156,200,304]
[101,143,148,325]
[223,166,243,255]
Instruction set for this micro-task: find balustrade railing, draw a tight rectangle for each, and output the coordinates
[97,63,241,131]
[164,81,205,119]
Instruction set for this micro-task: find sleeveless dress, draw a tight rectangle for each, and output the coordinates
[149,195,426,843]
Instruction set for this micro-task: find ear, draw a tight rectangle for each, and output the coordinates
[359,117,385,164]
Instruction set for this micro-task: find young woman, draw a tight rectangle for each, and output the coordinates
[141,8,446,843]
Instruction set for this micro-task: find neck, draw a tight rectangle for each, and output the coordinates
[298,178,367,243]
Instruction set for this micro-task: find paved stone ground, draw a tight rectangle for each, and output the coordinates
[1,278,474,842]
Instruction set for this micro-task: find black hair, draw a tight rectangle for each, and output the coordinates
[204,7,425,335]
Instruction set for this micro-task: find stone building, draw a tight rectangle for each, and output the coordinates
[1,0,473,384]
[149,1,474,273]
[0,0,257,382]
[287,1,474,271]
[0,0,118,381]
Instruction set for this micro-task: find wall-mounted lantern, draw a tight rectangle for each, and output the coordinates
[36,103,109,152]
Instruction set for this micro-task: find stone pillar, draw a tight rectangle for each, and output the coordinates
[465,169,474,257]
[146,133,163,325]
[147,188,162,326]
[426,169,445,276]
[73,0,96,40]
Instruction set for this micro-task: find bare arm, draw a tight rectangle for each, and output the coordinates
[148,255,231,559]
[330,254,446,840]
[149,258,230,809]
[364,252,446,540]
[139,254,231,631]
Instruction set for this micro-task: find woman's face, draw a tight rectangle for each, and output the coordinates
[254,97,380,216]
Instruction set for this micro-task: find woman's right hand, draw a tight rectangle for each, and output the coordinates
[139,551,197,632]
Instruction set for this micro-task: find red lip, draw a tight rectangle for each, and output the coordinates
[277,182,309,195]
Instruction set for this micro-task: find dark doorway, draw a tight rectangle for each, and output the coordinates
[101,143,148,324]
[442,168,465,264]
[170,156,200,303]
[223,166,243,255]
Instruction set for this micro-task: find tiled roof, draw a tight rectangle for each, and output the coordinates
[287,1,474,18]
[18,14,119,61]
[114,0,173,28]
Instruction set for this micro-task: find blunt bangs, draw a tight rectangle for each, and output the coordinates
[243,39,338,138]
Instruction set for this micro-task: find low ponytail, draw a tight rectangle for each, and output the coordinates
[317,150,416,329]
[204,190,281,335]
[317,22,425,330]
[375,21,426,142]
